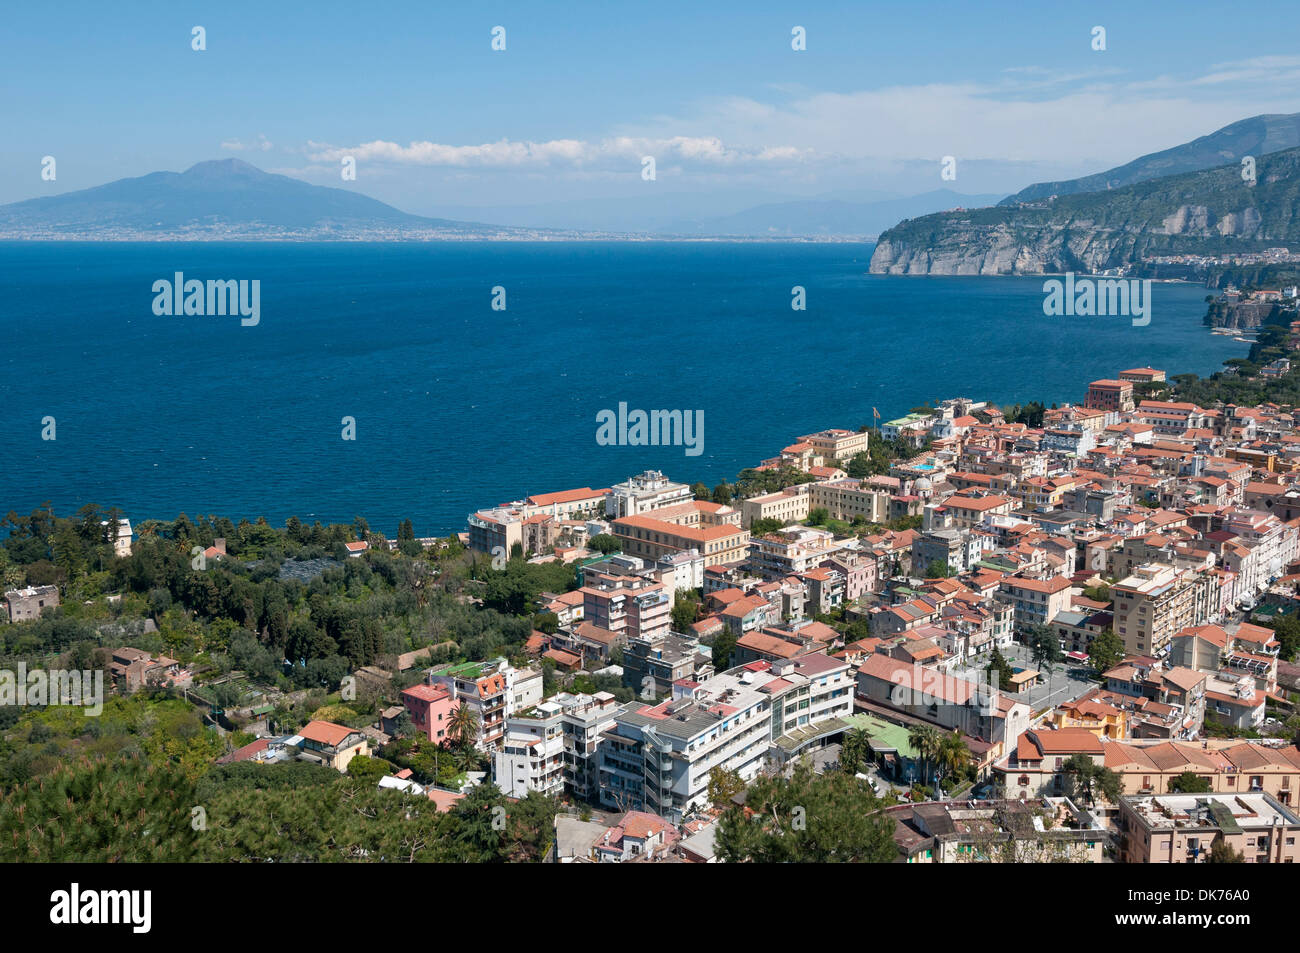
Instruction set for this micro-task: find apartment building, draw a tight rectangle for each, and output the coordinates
[494,701,567,798]
[997,575,1076,633]
[622,631,715,698]
[605,470,694,519]
[611,514,750,568]
[741,486,811,528]
[427,658,543,752]
[1084,378,1135,414]
[600,653,854,820]
[1119,792,1300,863]
[1112,563,1203,656]
[914,528,981,575]
[807,478,890,523]
[800,428,868,463]
[747,526,842,580]
[580,572,671,643]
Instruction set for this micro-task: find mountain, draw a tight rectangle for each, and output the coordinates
[869,147,1300,275]
[0,159,523,238]
[1000,113,1300,205]
[433,188,978,236]
[656,189,1005,238]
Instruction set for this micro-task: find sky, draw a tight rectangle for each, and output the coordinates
[3,0,1300,217]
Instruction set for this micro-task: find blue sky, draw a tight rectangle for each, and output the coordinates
[3,0,1300,213]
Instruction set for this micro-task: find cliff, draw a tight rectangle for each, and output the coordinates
[869,148,1300,276]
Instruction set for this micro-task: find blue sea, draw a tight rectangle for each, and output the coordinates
[0,242,1242,536]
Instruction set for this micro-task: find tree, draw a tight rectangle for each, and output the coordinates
[691,482,710,501]
[711,483,733,505]
[1028,624,1064,692]
[986,648,1014,692]
[1062,753,1122,805]
[711,628,737,671]
[448,702,480,749]
[924,559,952,579]
[0,753,198,862]
[707,766,745,808]
[936,730,971,787]
[749,518,784,537]
[807,507,829,526]
[1207,836,1245,863]
[1167,771,1212,794]
[716,761,895,862]
[588,533,621,555]
[346,754,390,785]
[1088,629,1124,676]
[907,724,942,791]
[671,592,700,631]
[841,727,872,774]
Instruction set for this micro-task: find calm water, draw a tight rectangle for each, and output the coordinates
[0,242,1241,536]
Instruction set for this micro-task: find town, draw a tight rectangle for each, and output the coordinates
[8,339,1300,865]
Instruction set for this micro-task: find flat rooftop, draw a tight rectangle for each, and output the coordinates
[1125,793,1299,832]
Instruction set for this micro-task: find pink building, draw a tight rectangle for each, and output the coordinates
[401,683,458,744]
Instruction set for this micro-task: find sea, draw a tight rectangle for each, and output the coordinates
[0,241,1243,537]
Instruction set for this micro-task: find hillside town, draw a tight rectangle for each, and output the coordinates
[428,358,1300,861]
[11,350,1300,864]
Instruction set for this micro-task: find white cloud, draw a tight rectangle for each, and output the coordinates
[304,135,813,170]
[221,134,274,152]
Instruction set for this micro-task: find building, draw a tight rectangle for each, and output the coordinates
[600,653,854,820]
[800,428,868,463]
[400,683,458,744]
[427,658,543,752]
[997,575,1076,633]
[623,631,715,698]
[605,470,694,519]
[581,573,671,643]
[1118,792,1300,863]
[291,720,370,772]
[493,701,567,798]
[741,487,811,529]
[894,798,1107,863]
[747,526,842,580]
[1084,379,1135,414]
[1112,564,1201,656]
[807,479,890,524]
[3,585,59,622]
[108,648,192,693]
[612,513,749,567]
[855,654,1031,760]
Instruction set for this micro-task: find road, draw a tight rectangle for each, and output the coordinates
[951,642,1096,713]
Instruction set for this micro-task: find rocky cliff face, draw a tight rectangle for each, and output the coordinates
[869,149,1300,275]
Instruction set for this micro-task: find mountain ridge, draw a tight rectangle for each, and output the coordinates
[869,146,1300,275]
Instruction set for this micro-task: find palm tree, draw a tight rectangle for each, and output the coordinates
[448,702,480,750]
[841,727,871,774]
[907,725,941,793]
[937,730,971,791]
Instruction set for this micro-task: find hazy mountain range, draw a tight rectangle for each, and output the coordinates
[0,159,1001,240]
